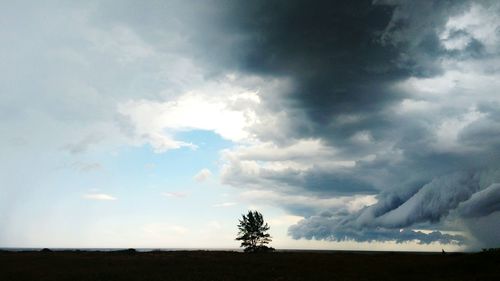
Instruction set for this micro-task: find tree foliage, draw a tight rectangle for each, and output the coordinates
[236,210,274,252]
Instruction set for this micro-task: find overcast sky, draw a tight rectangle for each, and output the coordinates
[1,0,500,251]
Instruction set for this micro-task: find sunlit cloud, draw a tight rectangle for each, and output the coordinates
[83,193,117,201]
[162,192,188,198]
[212,202,237,208]
[194,168,212,182]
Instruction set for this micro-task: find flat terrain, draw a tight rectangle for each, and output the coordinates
[0,250,498,281]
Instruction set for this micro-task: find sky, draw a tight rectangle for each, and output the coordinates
[1,0,500,251]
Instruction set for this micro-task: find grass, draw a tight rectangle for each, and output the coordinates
[0,250,498,281]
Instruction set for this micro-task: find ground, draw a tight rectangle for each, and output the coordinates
[0,250,498,281]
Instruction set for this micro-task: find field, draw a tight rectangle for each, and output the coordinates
[0,250,498,281]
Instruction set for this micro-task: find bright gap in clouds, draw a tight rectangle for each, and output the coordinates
[117,79,263,152]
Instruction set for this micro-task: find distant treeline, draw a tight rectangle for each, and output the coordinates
[482,248,500,253]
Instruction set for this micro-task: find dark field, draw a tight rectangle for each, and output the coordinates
[1,250,499,281]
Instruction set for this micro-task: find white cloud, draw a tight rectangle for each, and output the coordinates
[118,79,263,152]
[150,132,197,153]
[162,192,188,198]
[350,131,373,145]
[397,99,436,113]
[117,71,293,154]
[212,202,237,208]
[440,3,500,52]
[83,193,117,201]
[194,168,212,182]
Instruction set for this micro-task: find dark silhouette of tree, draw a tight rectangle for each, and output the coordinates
[236,210,274,252]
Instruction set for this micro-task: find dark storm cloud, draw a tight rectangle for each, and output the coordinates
[286,167,500,245]
[279,169,376,195]
[459,107,500,149]
[288,170,497,245]
[226,165,377,196]
[458,183,500,218]
[217,0,500,247]
[224,0,404,125]
[222,0,473,128]
[288,212,465,244]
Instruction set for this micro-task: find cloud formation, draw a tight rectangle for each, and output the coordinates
[289,214,465,245]
[458,183,500,218]
[118,83,262,152]
[83,193,117,201]
[162,192,188,198]
[212,202,237,208]
[3,0,500,249]
[213,0,500,248]
[194,169,212,183]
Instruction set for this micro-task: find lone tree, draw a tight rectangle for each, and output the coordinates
[236,210,274,252]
